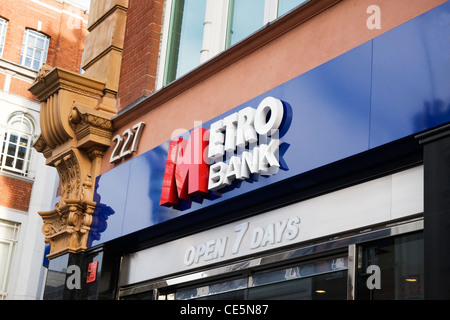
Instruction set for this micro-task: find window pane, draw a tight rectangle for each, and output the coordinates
[5,156,13,167]
[161,255,348,301]
[175,278,247,300]
[18,146,26,159]
[0,220,19,240]
[356,232,424,300]
[36,37,45,49]
[25,57,32,68]
[226,0,265,48]
[34,49,42,60]
[33,59,40,71]
[21,29,49,70]
[28,34,36,45]
[19,136,29,146]
[278,0,309,17]
[248,271,348,300]
[196,289,245,300]
[1,114,34,174]
[26,47,34,58]
[164,0,207,84]
[10,114,34,134]
[7,143,16,156]
[251,257,348,287]
[15,159,23,170]
[8,134,18,144]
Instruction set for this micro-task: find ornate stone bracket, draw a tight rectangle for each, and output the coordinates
[40,199,96,259]
[29,65,115,259]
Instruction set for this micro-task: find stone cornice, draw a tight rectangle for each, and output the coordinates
[29,64,105,102]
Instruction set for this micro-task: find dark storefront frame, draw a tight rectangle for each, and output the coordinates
[118,217,423,300]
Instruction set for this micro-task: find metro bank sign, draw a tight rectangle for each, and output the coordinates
[91,4,450,247]
[160,97,287,208]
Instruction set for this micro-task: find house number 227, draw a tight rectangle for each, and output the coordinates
[110,121,145,163]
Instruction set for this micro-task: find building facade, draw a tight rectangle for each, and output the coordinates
[30,0,449,300]
[0,0,88,299]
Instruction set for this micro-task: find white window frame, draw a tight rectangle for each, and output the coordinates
[20,28,49,71]
[0,219,20,300]
[156,0,308,89]
[0,112,35,177]
[0,18,7,59]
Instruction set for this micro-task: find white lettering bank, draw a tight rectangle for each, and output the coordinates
[160,96,286,207]
[208,96,284,190]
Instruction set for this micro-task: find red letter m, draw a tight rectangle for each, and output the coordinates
[160,127,209,207]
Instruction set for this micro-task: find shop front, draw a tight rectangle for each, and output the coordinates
[40,0,450,300]
[118,166,424,300]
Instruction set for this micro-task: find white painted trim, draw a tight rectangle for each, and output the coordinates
[3,73,11,92]
[155,0,173,89]
[28,0,88,24]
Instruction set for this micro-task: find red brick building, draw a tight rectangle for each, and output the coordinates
[0,0,88,300]
[116,0,163,108]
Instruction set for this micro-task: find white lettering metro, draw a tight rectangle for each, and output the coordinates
[208,97,284,191]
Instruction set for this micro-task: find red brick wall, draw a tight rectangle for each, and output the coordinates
[0,0,87,212]
[49,2,88,72]
[0,73,4,90]
[10,77,37,100]
[0,175,33,212]
[117,0,163,110]
[0,0,88,72]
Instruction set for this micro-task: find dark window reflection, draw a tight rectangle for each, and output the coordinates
[356,232,424,300]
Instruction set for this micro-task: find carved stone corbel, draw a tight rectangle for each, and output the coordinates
[29,65,115,259]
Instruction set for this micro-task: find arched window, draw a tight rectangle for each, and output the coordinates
[0,112,35,176]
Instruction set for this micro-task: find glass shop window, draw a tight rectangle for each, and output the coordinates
[277,0,310,17]
[225,0,312,47]
[0,112,35,176]
[356,232,424,300]
[225,0,265,48]
[20,29,50,71]
[163,0,207,84]
[159,0,311,87]
[159,255,349,300]
[247,257,348,300]
[121,227,426,300]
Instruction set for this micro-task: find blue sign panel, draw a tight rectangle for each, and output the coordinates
[88,2,450,248]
